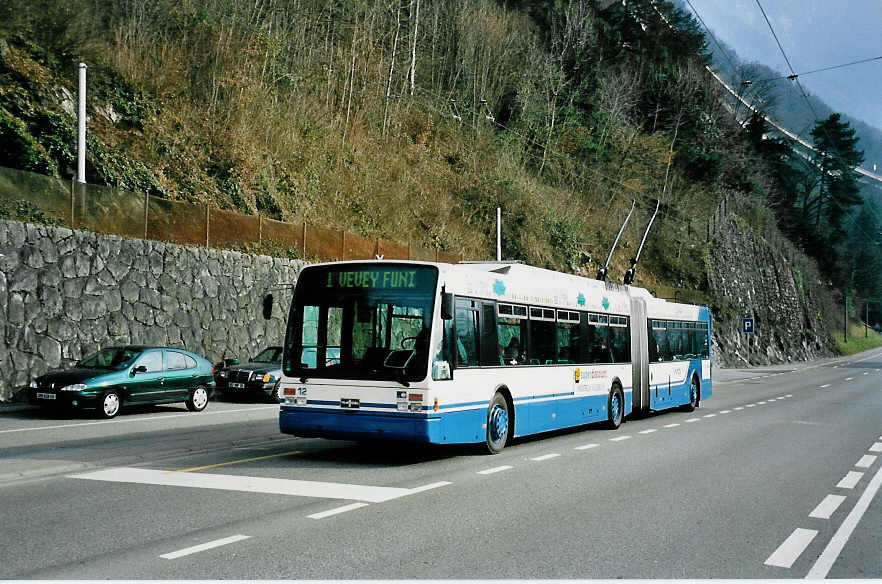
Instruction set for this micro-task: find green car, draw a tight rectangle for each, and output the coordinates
[28,346,216,419]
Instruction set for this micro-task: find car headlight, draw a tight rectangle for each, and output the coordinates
[30,380,38,388]
[219,370,228,378]
[60,383,88,392]
[263,373,276,383]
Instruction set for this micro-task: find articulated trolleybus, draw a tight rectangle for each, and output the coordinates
[278,260,712,453]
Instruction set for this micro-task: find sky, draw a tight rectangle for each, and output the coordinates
[683,0,882,131]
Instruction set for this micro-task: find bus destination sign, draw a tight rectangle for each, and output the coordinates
[326,269,419,289]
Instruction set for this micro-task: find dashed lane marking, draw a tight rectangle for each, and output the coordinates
[160,535,250,559]
[703,414,717,418]
[734,407,745,411]
[308,503,369,520]
[574,443,598,451]
[820,384,831,389]
[531,453,561,461]
[837,471,865,490]
[808,494,847,520]
[870,442,882,453]
[638,429,658,434]
[663,423,680,428]
[845,377,854,382]
[477,465,513,475]
[764,528,818,569]
[808,463,882,578]
[855,455,877,469]
[720,410,732,414]
[609,436,631,442]
[685,418,701,423]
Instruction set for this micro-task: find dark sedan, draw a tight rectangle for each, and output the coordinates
[214,346,282,402]
[28,346,215,418]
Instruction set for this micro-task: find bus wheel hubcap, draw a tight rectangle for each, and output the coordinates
[611,394,620,421]
[490,405,508,442]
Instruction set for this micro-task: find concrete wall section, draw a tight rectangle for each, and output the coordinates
[0,219,303,401]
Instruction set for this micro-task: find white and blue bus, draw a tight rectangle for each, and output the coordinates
[278,260,712,453]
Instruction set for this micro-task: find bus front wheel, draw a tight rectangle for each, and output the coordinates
[484,392,510,454]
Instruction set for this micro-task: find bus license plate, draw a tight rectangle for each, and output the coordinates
[340,398,360,409]
[230,382,245,389]
[36,392,56,400]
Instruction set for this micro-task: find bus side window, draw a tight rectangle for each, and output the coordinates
[455,303,479,367]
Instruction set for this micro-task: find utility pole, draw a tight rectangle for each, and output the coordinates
[77,62,87,184]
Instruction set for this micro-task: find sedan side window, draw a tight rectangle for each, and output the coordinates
[137,351,163,373]
[166,351,190,371]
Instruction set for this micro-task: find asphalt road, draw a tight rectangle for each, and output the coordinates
[1,351,880,579]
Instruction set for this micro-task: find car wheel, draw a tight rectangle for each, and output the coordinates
[267,381,283,403]
[99,391,122,419]
[484,392,511,454]
[681,376,699,412]
[186,386,209,412]
[605,385,624,429]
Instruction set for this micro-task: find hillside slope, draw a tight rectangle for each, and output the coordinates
[0,0,855,363]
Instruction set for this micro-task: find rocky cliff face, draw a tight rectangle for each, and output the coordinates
[0,219,303,401]
[708,216,835,367]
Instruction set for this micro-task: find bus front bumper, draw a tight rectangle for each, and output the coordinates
[279,405,484,444]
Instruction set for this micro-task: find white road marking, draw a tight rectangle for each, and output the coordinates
[808,463,882,578]
[72,467,418,502]
[809,494,847,519]
[0,405,279,435]
[870,442,882,453]
[719,410,731,414]
[638,429,658,434]
[845,377,854,381]
[574,443,598,451]
[160,535,250,559]
[531,453,561,461]
[764,528,818,568]
[746,404,756,408]
[758,401,767,405]
[477,465,513,475]
[786,394,793,397]
[685,418,700,423]
[820,384,830,389]
[663,423,680,428]
[407,481,451,494]
[703,414,717,418]
[837,471,865,489]
[863,372,869,375]
[308,503,369,519]
[734,407,744,411]
[609,436,631,442]
[855,455,877,469]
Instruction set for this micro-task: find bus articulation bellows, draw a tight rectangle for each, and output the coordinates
[278,260,712,453]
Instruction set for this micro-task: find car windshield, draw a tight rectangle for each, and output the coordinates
[77,347,142,370]
[252,347,283,363]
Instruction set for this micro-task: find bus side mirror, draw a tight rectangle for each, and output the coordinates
[441,292,454,320]
[262,294,273,320]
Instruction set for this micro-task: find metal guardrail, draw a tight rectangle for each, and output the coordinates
[0,166,462,263]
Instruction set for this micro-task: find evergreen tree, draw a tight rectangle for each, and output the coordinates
[805,113,864,246]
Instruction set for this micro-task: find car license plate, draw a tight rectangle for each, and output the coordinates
[340,398,360,409]
[230,382,245,389]
[36,392,56,400]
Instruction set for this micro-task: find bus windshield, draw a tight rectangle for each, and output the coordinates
[284,264,438,382]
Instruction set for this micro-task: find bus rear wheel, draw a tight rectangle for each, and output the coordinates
[681,377,699,412]
[605,386,624,430]
[484,392,510,454]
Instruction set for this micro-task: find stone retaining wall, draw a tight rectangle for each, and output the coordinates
[0,219,304,401]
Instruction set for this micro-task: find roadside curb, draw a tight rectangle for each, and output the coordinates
[0,402,37,413]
